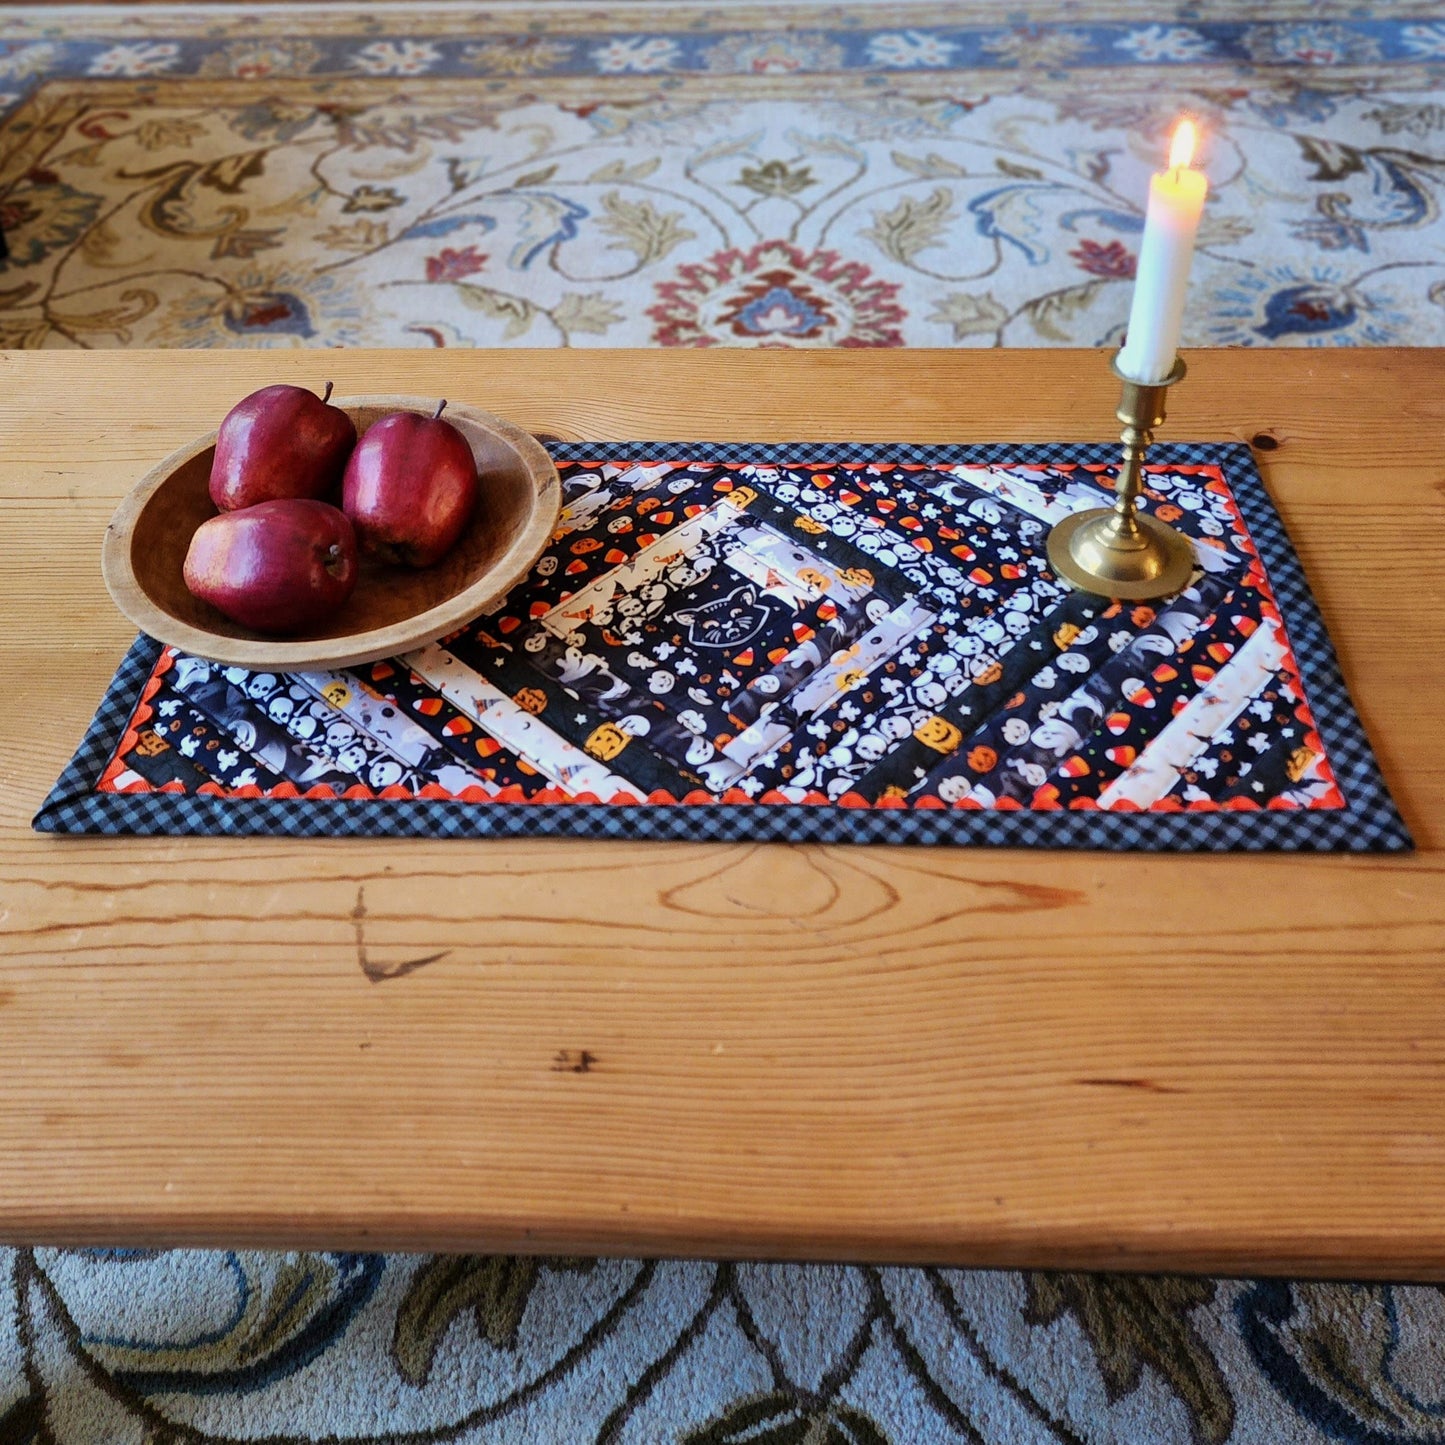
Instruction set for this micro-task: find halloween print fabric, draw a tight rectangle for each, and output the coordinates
[36,442,1409,851]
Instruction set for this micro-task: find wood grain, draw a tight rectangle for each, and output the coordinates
[1,348,1442,1278]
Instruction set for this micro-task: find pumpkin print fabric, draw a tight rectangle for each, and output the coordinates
[36,441,1409,852]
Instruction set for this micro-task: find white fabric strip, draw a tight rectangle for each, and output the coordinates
[404,642,645,801]
[932,464,1086,526]
[1096,621,1288,811]
[723,525,848,608]
[540,500,740,635]
[294,669,498,796]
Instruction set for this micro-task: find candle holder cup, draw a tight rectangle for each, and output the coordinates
[1046,354,1195,601]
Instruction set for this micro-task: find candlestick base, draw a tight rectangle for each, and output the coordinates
[1045,353,1196,602]
[1046,506,1195,600]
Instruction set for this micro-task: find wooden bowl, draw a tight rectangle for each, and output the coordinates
[101,396,561,671]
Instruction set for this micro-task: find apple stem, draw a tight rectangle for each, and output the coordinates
[322,381,334,404]
[433,399,448,420]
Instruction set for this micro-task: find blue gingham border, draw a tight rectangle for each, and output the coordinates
[34,440,1411,852]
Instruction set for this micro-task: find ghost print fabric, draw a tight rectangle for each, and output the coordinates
[90,445,1350,821]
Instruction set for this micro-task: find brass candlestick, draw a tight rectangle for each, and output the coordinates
[1046,354,1195,600]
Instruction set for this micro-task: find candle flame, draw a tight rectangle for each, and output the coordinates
[1169,118,1197,171]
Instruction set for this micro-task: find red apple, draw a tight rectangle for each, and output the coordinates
[209,382,356,512]
[183,499,358,635]
[342,401,479,568]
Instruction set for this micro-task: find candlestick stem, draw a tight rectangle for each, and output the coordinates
[1046,354,1195,600]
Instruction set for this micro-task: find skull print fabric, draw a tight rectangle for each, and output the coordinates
[39,442,1409,851]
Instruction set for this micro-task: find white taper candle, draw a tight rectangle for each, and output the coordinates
[1117,119,1208,385]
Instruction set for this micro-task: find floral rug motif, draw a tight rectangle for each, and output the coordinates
[4,4,1445,1442]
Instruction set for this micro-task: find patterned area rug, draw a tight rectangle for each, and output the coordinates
[7,1253,1445,1443]
[4,3,1445,1441]
[2,1,1444,349]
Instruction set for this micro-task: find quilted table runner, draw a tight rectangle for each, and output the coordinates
[37,441,1409,851]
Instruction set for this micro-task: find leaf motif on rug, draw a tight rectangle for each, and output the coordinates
[0,177,101,268]
[1023,1272,1236,1445]
[738,159,817,198]
[1364,101,1445,137]
[342,183,404,213]
[589,155,664,185]
[598,190,697,267]
[1021,277,1108,341]
[928,291,1008,340]
[454,281,539,339]
[318,218,390,252]
[391,1255,595,1386]
[863,187,954,264]
[553,289,625,336]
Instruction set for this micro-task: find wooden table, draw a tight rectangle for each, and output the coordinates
[1,348,1442,1280]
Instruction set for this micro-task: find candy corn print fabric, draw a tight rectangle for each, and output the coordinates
[37,442,1409,851]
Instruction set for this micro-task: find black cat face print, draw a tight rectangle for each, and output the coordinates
[675,584,775,651]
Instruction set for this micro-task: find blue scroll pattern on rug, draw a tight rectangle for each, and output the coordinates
[7,1249,1445,1444]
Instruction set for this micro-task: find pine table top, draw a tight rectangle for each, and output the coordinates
[1,347,1441,1277]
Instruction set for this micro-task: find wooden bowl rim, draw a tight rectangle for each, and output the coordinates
[101,395,561,671]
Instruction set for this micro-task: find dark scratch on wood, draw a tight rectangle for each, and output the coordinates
[552,1049,597,1074]
[353,885,450,984]
[1077,1077,1184,1095]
